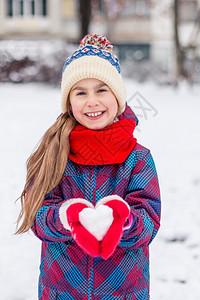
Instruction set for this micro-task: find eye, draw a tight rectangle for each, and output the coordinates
[97,88,107,93]
[76,91,85,96]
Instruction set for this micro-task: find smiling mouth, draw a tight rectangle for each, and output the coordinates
[85,111,105,117]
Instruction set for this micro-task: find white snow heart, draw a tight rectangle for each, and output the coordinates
[79,205,114,241]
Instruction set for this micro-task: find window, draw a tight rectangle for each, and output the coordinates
[20,0,24,15]
[42,0,47,16]
[122,0,150,18]
[7,0,13,16]
[7,0,48,17]
[31,0,35,15]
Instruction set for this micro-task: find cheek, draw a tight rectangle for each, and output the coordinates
[70,98,78,112]
[71,106,79,117]
[70,101,83,121]
[108,98,118,115]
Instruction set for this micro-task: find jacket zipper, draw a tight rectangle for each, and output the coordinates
[89,259,94,300]
[88,165,97,299]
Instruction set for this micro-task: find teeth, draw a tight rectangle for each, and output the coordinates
[86,112,103,117]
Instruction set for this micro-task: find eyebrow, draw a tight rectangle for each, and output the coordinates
[71,83,108,92]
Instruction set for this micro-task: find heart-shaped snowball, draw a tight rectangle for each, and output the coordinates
[79,205,114,241]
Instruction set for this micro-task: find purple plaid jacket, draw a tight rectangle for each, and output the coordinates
[32,105,161,300]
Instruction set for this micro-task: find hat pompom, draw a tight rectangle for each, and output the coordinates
[80,34,113,53]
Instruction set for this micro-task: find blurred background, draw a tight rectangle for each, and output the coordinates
[0,0,200,86]
[1,1,200,299]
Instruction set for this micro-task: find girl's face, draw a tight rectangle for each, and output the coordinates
[69,78,118,130]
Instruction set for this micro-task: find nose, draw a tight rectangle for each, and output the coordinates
[86,94,99,107]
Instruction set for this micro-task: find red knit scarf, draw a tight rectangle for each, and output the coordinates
[69,119,137,165]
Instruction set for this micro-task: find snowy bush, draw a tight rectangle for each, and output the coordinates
[121,58,173,85]
[0,40,76,85]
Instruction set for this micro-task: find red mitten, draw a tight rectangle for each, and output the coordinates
[67,202,100,257]
[59,199,100,257]
[98,196,130,259]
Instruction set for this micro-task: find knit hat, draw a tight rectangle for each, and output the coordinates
[61,34,126,115]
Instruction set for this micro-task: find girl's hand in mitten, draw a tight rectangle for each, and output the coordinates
[97,196,131,259]
[59,199,100,257]
[59,196,131,260]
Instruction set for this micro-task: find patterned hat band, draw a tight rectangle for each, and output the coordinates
[61,34,126,116]
[63,45,121,74]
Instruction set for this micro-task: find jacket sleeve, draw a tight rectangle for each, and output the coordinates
[119,149,161,250]
[31,184,73,243]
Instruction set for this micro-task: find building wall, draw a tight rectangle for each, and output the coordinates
[0,0,168,41]
[0,0,198,41]
[0,0,79,39]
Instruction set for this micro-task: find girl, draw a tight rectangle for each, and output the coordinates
[17,34,161,300]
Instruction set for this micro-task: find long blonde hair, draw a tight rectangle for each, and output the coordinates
[16,106,77,234]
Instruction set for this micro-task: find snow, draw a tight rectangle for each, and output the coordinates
[79,205,114,241]
[0,80,200,299]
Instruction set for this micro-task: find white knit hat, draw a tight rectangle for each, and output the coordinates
[61,34,126,115]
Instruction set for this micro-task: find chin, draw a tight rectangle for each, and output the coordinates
[87,125,104,130]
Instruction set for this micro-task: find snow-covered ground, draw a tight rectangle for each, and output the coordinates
[0,80,200,299]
